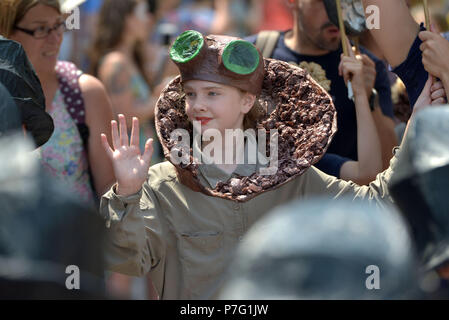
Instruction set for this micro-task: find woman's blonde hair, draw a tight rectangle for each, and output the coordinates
[0,0,60,38]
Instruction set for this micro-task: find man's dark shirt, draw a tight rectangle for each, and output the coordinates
[393,24,435,109]
[246,31,394,177]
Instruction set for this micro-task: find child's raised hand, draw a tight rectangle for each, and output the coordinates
[101,114,153,196]
[419,28,449,80]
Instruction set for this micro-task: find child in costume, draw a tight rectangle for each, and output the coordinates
[99,30,443,299]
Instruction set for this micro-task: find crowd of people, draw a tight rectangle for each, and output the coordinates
[1,0,449,300]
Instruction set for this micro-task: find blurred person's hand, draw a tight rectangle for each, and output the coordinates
[419,28,449,81]
[413,75,446,114]
[101,114,153,197]
[339,38,367,99]
[358,53,377,98]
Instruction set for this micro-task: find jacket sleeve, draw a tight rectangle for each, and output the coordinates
[99,180,166,278]
[300,147,400,209]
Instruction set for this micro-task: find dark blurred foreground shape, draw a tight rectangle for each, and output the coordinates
[0,68,106,299]
[0,82,21,137]
[220,106,449,299]
[0,134,107,299]
[219,197,420,299]
[0,36,54,148]
[389,106,449,274]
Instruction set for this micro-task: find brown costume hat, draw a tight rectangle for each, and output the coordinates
[169,30,265,95]
[155,30,337,202]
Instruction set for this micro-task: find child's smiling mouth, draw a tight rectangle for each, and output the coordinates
[195,117,212,125]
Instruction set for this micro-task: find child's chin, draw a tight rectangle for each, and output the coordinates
[192,122,217,133]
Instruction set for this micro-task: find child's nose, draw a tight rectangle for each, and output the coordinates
[192,98,208,113]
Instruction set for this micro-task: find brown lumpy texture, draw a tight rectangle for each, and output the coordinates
[155,59,337,202]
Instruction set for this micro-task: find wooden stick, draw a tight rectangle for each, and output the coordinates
[336,0,353,99]
[353,37,361,55]
[336,0,349,56]
[423,0,431,30]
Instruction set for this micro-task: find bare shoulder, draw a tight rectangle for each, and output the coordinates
[99,51,131,74]
[102,51,128,64]
[79,74,107,98]
[97,52,132,94]
[78,74,112,118]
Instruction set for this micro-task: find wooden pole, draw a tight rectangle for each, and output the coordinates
[336,0,349,56]
[423,0,431,30]
[336,0,353,99]
[353,37,361,55]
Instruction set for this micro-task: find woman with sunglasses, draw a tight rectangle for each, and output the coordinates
[0,0,115,206]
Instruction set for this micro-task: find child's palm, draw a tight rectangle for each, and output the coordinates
[101,115,153,196]
[111,144,151,188]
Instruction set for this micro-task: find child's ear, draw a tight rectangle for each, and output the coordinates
[241,93,256,114]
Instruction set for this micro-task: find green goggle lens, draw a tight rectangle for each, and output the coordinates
[222,40,260,75]
[169,30,204,63]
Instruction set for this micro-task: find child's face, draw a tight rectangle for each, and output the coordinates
[184,80,255,135]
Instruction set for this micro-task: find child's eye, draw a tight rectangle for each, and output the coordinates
[186,92,195,97]
[208,91,219,96]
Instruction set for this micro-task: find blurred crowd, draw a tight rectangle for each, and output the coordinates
[1,0,449,301]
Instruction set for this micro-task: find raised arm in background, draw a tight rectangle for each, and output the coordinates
[362,0,420,68]
[339,37,382,185]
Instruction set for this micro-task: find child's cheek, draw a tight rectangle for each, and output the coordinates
[185,105,193,121]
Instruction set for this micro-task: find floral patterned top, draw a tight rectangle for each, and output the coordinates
[37,89,95,205]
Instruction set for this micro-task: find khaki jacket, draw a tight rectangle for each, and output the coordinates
[100,148,400,299]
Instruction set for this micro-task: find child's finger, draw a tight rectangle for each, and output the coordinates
[142,139,154,165]
[111,120,120,150]
[101,133,114,158]
[130,117,140,148]
[118,114,129,147]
